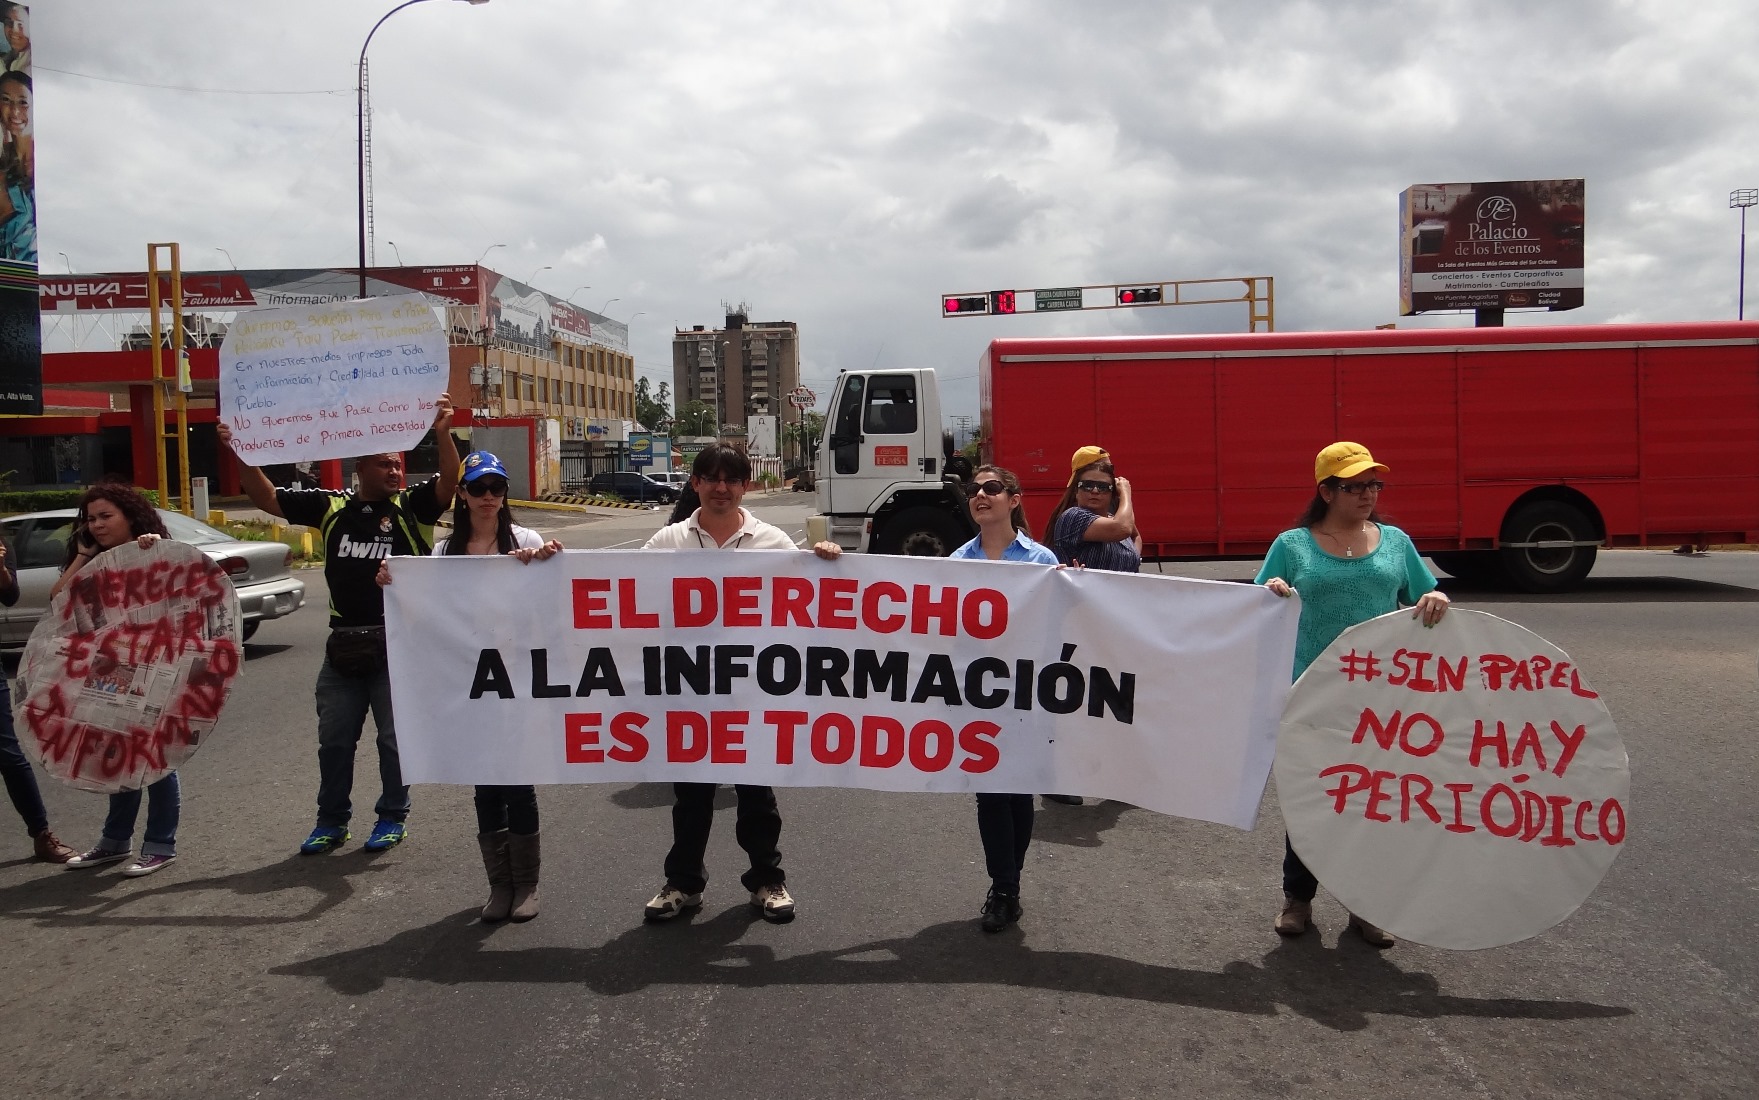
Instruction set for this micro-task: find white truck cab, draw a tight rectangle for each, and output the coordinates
[807,368,974,555]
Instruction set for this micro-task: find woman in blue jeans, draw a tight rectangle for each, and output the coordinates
[948,465,1059,932]
[51,483,184,878]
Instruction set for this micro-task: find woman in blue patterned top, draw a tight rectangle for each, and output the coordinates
[1043,445,1140,574]
[949,465,1056,933]
[1256,442,1450,947]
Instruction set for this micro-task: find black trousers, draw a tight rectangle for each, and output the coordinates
[1282,834,1319,902]
[976,792,1034,894]
[474,785,539,836]
[663,783,784,894]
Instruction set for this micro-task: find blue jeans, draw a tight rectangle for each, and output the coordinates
[976,793,1034,894]
[0,675,52,837]
[102,772,180,857]
[314,657,409,829]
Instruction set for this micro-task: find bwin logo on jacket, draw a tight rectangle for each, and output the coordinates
[336,534,391,559]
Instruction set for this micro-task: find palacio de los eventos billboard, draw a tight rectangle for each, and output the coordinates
[1399,179,1584,315]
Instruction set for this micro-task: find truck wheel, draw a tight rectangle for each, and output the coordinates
[242,621,259,642]
[1428,550,1508,586]
[1499,501,1598,593]
[875,508,965,557]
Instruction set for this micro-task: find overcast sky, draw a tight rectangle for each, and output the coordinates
[34,0,1759,419]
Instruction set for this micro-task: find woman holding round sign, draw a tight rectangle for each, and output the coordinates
[949,465,1059,933]
[51,484,189,878]
[1257,442,1450,946]
[377,451,561,922]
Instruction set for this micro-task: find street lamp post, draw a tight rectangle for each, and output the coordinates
[566,285,592,304]
[214,247,238,270]
[525,264,551,288]
[357,0,490,299]
[600,297,620,315]
[475,242,506,266]
[386,240,404,266]
[1733,189,1758,320]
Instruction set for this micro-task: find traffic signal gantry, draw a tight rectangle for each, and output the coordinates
[940,276,1274,332]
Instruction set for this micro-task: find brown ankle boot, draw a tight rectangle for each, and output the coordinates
[477,831,512,922]
[507,831,540,923]
[33,829,78,864]
[1275,893,1312,936]
[1347,912,1395,948]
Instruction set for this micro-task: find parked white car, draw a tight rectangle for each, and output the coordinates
[1,508,307,646]
[654,470,690,488]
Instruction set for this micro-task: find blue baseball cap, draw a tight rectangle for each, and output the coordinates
[460,450,509,482]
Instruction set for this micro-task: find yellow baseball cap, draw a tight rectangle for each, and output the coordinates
[1314,441,1389,483]
[1069,445,1110,479]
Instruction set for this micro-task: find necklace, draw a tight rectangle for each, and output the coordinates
[1317,525,1363,557]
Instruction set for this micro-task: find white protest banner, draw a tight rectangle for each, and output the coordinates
[15,540,243,794]
[1275,609,1628,950]
[218,293,448,463]
[385,551,1300,829]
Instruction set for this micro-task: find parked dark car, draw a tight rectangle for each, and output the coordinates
[587,470,679,505]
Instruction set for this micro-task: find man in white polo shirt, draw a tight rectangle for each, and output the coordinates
[642,444,841,924]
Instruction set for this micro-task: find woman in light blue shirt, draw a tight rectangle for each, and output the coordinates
[949,466,1056,932]
[1257,442,1450,948]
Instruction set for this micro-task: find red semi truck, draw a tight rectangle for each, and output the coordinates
[809,321,1759,592]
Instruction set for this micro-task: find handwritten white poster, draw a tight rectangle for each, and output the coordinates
[218,294,448,463]
[15,540,243,794]
[1276,609,1628,949]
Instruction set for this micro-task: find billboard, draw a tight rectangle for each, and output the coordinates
[0,3,36,414]
[1399,179,1584,315]
[37,265,631,354]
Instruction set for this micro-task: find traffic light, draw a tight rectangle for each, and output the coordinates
[989,290,1016,315]
[943,295,990,317]
[1117,286,1163,305]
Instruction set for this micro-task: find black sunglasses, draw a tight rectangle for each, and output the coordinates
[465,478,509,497]
[1336,480,1386,495]
[1075,479,1115,493]
[965,480,1008,498]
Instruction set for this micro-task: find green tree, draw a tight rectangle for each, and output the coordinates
[675,399,717,437]
[634,377,672,433]
[784,411,825,463]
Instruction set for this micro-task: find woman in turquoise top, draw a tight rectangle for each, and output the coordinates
[1256,442,1450,948]
[949,466,1057,933]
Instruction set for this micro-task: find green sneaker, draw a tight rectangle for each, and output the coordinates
[299,826,349,855]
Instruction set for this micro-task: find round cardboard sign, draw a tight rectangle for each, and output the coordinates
[1275,608,1628,949]
[14,538,243,793]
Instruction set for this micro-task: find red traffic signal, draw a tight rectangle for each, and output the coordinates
[1117,286,1163,305]
[943,295,989,317]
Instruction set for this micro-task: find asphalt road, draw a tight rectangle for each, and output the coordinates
[3,495,1754,1099]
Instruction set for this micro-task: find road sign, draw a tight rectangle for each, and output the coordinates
[787,386,816,410]
[1033,287,1082,311]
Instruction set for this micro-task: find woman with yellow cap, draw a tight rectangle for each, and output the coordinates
[1256,442,1450,948]
[1042,445,1140,574]
[1038,446,1140,806]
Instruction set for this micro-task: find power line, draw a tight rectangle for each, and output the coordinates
[36,65,349,97]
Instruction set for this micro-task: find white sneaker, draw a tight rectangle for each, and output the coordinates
[643,885,703,922]
[750,883,796,923]
[122,853,176,878]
